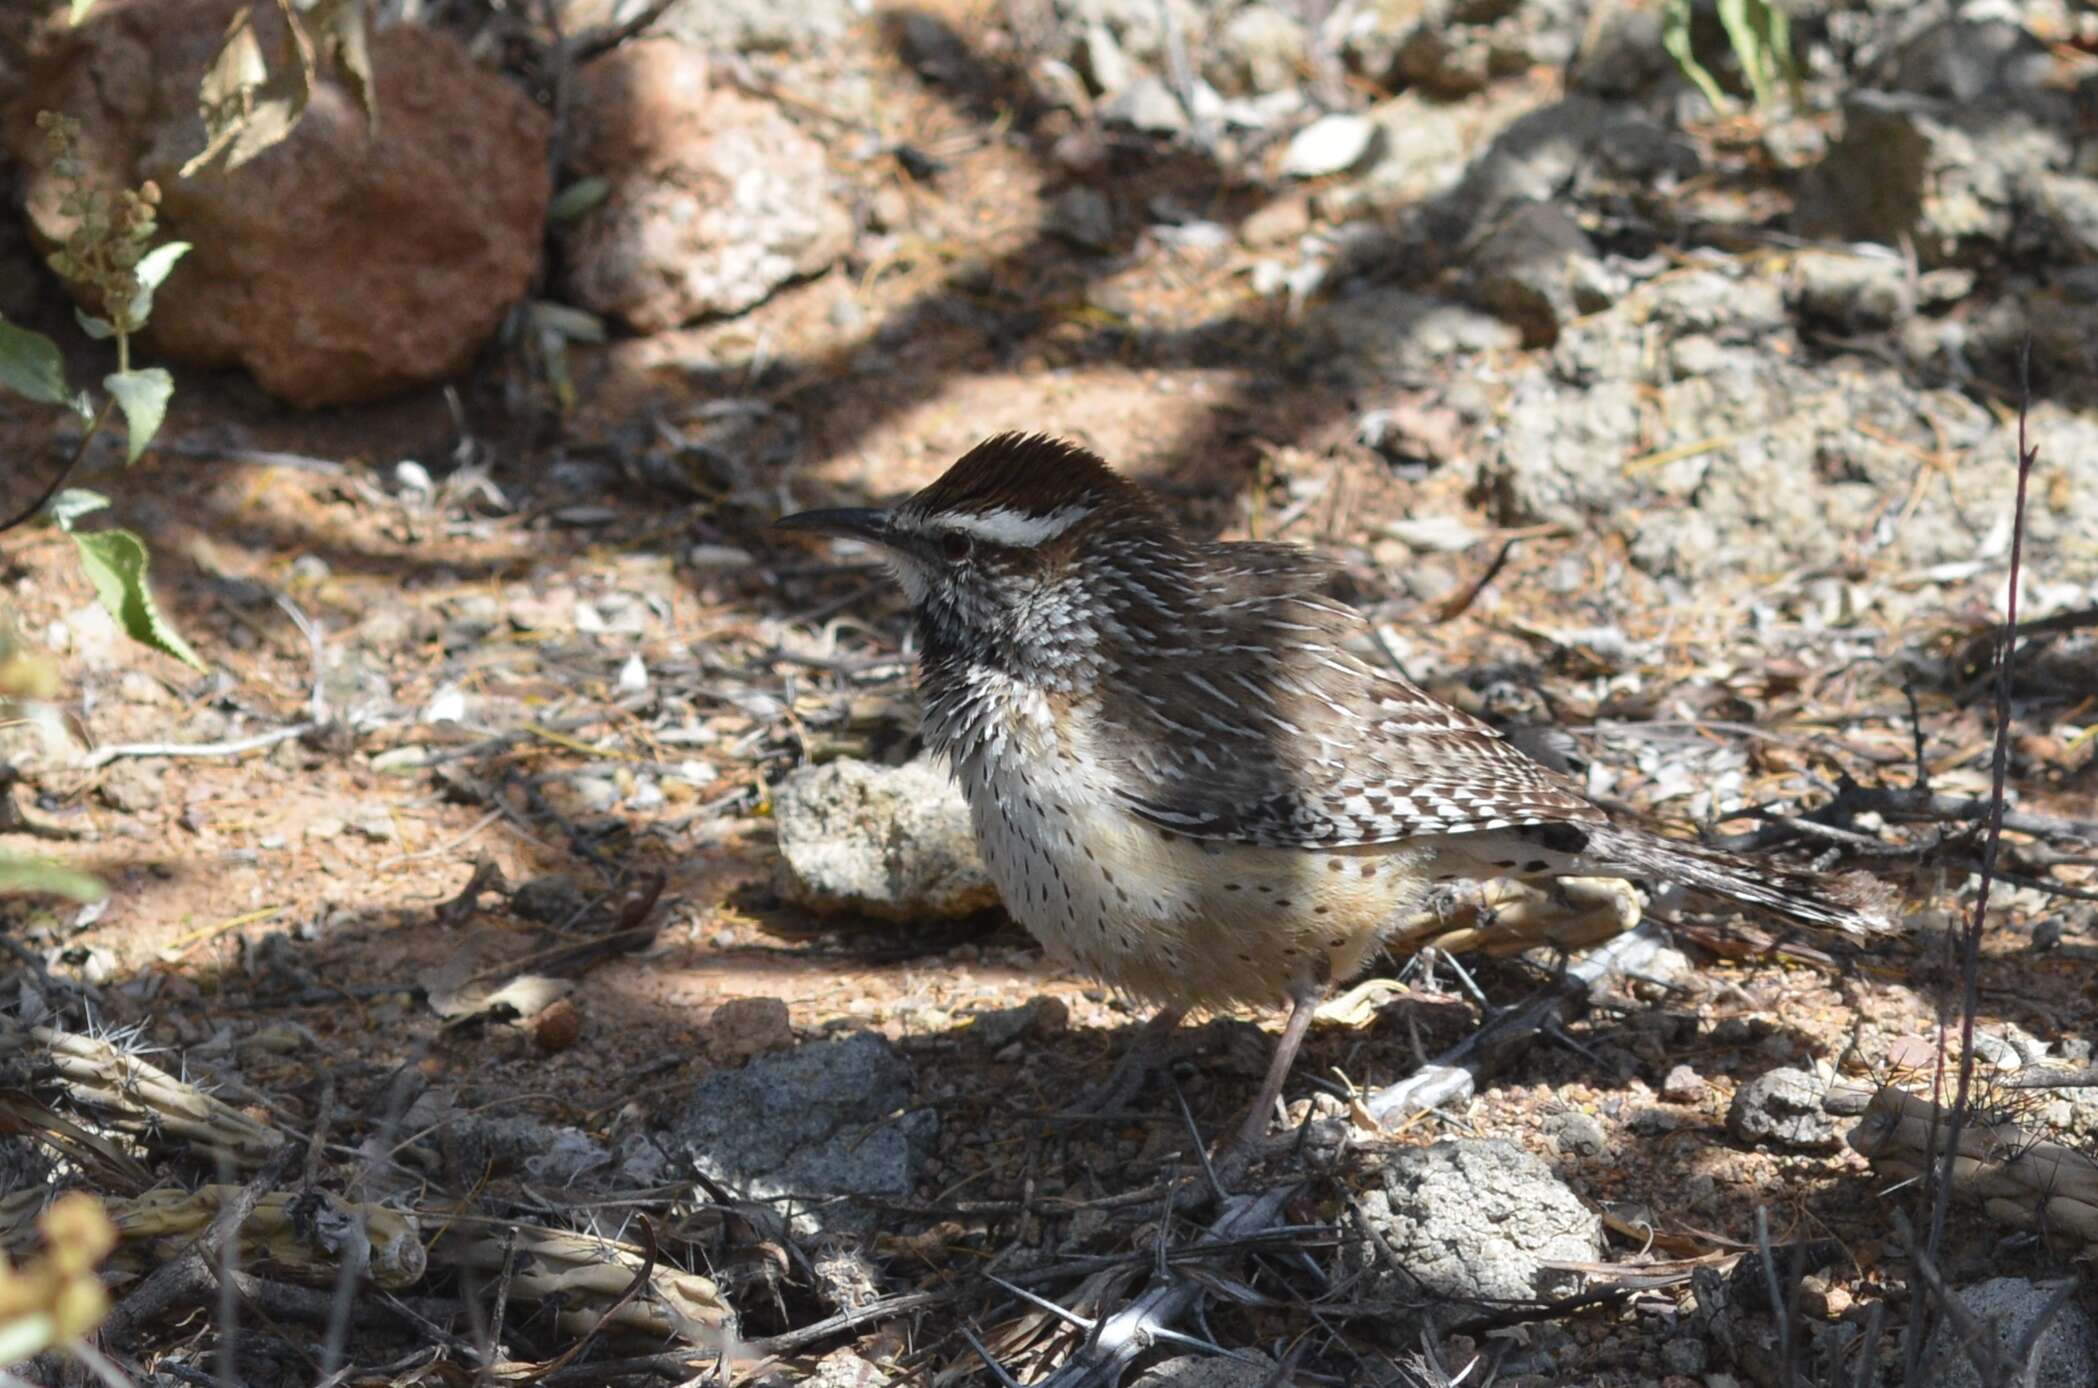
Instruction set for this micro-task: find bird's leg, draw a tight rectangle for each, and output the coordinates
[1056,1005,1188,1122]
[1219,986,1322,1162]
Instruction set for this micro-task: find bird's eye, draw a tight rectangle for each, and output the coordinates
[941,532,973,561]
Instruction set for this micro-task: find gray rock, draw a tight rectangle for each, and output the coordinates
[2033,172,2098,264]
[1322,286,1521,377]
[1466,200,1611,346]
[896,11,966,80]
[1887,18,2054,102]
[513,874,589,925]
[1923,1277,2097,1388]
[1549,1109,1608,1158]
[1430,96,1612,238]
[98,761,165,814]
[1728,1067,1841,1150]
[1051,186,1118,251]
[1661,1064,1708,1104]
[1660,1335,1707,1376]
[1787,250,1915,333]
[1392,0,1584,97]
[1130,1353,1279,1388]
[1394,23,1492,96]
[1473,260,2098,584]
[1213,5,1307,95]
[560,41,852,330]
[1281,114,1382,179]
[1343,1139,1604,1304]
[1100,77,1188,137]
[1570,5,1672,96]
[773,757,999,922]
[1796,91,2069,267]
[1335,0,1428,84]
[1053,0,1210,70]
[1079,23,1133,97]
[669,1032,935,1235]
[436,1113,611,1186]
[660,0,854,53]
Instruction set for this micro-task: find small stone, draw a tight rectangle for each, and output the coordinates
[1281,114,1381,179]
[571,774,621,813]
[1099,77,1187,137]
[706,996,792,1063]
[1050,187,1116,251]
[1799,1274,1851,1319]
[1661,1064,1707,1103]
[1728,1067,1841,1151]
[1917,266,1975,307]
[513,874,589,926]
[97,762,164,814]
[533,998,583,1054]
[1659,1337,1706,1376]
[1625,1106,1680,1135]
[1551,1109,1607,1158]
[349,810,395,843]
[1131,1353,1279,1388]
[115,670,169,705]
[1343,1139,1604,1305]
[1079,24,1131,97]
[1787,250,1914,332]
[772,757,999,922]
[305,817,345,842]
[1468,200,1609,346]
[1240,192,1312,248]
[1215,4,1307,94]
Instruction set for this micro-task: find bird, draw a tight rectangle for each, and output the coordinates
[775,433,1892,1156]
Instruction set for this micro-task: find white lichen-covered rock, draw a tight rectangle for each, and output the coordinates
[1343,1139,1603,1304]
[772,757,998,922]
[559,38,850,330]
[1924,1277,2098,1388]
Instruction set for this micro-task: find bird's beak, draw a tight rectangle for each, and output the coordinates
[771,506,893,547]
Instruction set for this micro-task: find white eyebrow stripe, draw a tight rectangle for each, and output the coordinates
[944,505,1091,547]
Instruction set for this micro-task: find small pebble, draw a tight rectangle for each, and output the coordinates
[1661,1063,1707,1103]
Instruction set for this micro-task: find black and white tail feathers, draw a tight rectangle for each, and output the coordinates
[1581,823,1896,941]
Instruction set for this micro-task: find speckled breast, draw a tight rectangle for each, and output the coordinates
[955,721,1435,1013]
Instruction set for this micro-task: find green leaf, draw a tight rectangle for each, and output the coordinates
[126,241,191,324]
[549,176,611,222]
[75,307,117,341]
[0,855,103,901]
[46,488,110,531]
[530,301,606,343]
[1661,0,1730,114]
[68,527,207,670]
[104,367,174,463]
[0,318,73,407]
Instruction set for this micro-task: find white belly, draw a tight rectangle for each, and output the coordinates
[955,736,1433,1012]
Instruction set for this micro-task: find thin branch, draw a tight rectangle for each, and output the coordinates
[0,400,116,536]
[84,722,321,770]
[1911,345,2040,1378]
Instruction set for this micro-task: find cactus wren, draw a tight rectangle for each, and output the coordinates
[778,434,1889,1152]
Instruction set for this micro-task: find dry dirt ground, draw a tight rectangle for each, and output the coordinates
[2,4,2096,1387]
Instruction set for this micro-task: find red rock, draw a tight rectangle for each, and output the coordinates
[7,0,549,407]
[558,37,851,331]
